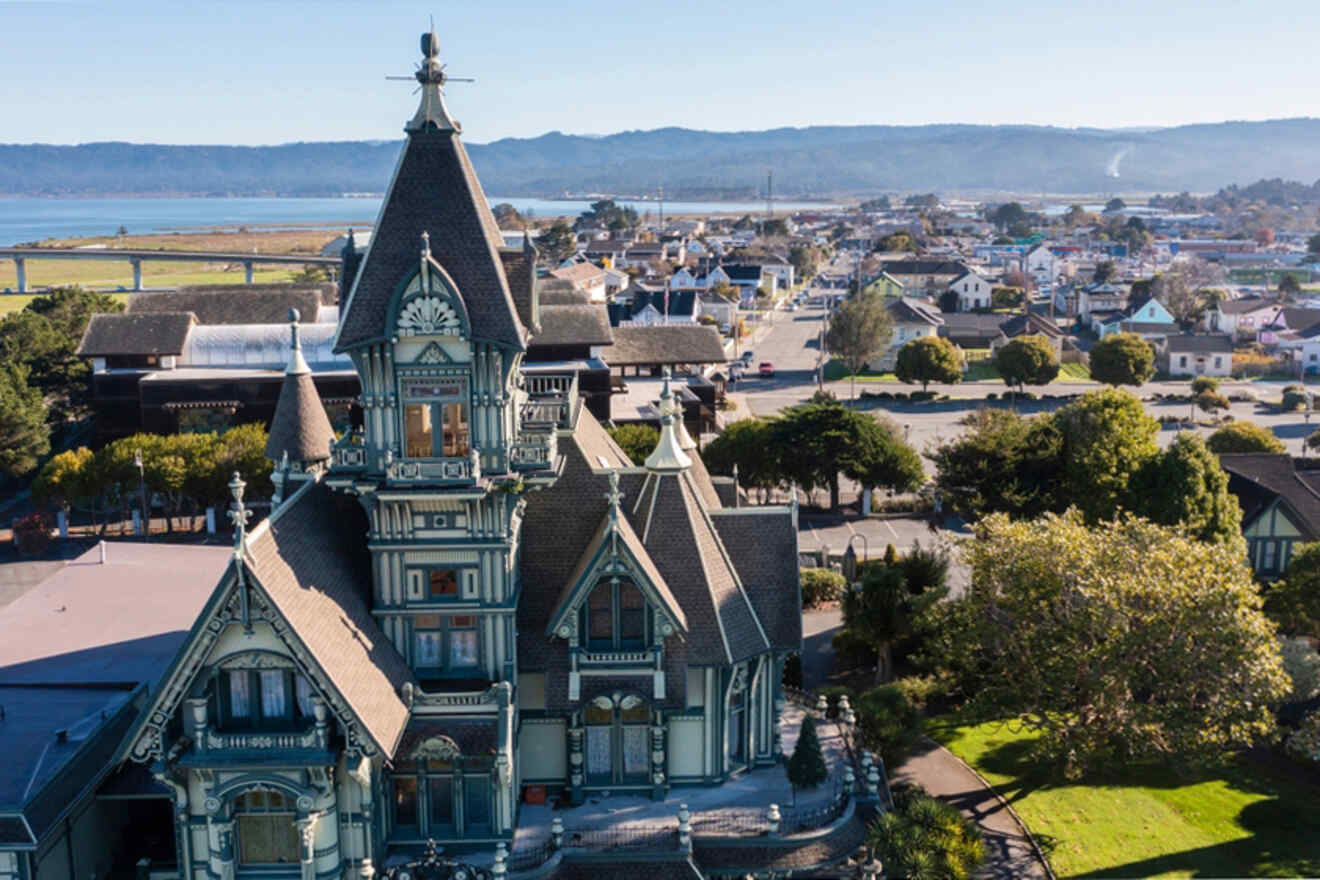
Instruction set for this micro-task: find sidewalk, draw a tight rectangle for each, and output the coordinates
[891,738,1050,880]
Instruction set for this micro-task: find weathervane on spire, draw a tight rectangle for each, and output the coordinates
[389,23,474,133]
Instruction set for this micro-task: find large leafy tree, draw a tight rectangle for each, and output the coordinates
[894,336,962,391]
[929,409,1064,521]
[824,293,893,399]
[994,335,1058,392]
[702,418,780,501]
[1089,332,1155,386]
[770,398,886,510]
[1206,421,1286,454]
[0,364,50,477]
[1055,388,1159,523]
[950,511,1288,776]
[1127,433,1244,550]
[842,415,924,505]
[533,221,577,263]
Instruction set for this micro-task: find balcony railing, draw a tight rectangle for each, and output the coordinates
[330,428,367,472]
[579,648,654,666]
[520,372,578,430]
[203,726,326,751]
[510,431,557,472]
[386,456,473,483]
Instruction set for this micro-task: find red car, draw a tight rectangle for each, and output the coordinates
[758,361,775,377]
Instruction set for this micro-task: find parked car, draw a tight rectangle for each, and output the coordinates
[759,362,775,377]
[741,350,755,364]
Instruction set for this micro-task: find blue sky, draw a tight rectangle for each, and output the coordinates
[1,0,1316,146]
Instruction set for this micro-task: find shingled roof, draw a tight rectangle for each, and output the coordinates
[77,311,195,357]
[265,325,336,464]
[605,325,728,366]
[711,508,802,652]
[633,472,770,664]
[127,286,325,325]
[531,303,614,348]
[244,481,415,756]
[1219,454,1320,539]
[336,127,525,351]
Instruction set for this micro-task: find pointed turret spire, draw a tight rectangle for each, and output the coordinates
[644,369,692,473]
[285,308,310,375]
[265,310,335,472]
[407,27,461,133]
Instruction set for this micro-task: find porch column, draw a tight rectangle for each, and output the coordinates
[296,814,320,880]
[567,720,585,805]
[650,717,667,800]
[207,810,236,880]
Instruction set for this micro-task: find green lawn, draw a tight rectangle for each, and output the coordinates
[927,716,1320,878]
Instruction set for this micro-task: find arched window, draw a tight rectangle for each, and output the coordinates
[581,579,648,651]
[234,789,299,866]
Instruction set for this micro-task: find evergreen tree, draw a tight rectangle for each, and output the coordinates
[0,363,50,477]
[786,714,828,800]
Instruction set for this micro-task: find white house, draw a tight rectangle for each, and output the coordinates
[1164,335,1233,377]
[1204,296,1278,338]
[878,297,944,369]
[1025,243,1056,281]
[949,269,992,311]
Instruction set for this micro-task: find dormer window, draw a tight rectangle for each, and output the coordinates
[219,668,316,730]
[582,579,648,651]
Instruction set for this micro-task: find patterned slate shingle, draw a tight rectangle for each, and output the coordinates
[128,286,326,325]
[265,370,336,463]
[337,130,525,351]
[245,481,415,756]
[710,509,802,652]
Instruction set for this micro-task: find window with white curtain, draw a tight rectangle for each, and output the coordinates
[259,670,287,717]
[295,675,315,717]
[228,669,252,718]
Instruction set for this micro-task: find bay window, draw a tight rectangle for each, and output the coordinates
[391,758,494,839]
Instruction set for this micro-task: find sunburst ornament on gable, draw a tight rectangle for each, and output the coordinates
[397,296,461,336]
[395,231,465,337]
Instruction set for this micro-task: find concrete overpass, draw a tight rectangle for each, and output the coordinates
[0,247,340,292]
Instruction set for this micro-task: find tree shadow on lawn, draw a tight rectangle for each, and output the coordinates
[954,729,1320,879]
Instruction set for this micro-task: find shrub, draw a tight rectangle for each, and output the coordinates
[1282,637,1320,704]
[1286,712,1320,766]
[869,784,987,880]
[800,568,846,608]
[855,684,923,764]
[1190,376,1220,394]
[12,512,53,555]
[782,653,803,690]
[909,390,937,402]
[890,674,949,713]
[892,392,909,402]
[985,392,998,401]
[1283,385,1309,412]
[1206,421,1286,454]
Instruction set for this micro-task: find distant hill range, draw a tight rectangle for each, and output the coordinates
[5,119,1320,199]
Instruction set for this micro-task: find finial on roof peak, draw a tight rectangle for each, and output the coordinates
[605,468,623,524]
[404,29,464,133]
[644,368,692,473]
[227,472,252,553]
[285,308,310,375]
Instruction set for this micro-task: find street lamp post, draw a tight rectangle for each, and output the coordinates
[134,449,148,540]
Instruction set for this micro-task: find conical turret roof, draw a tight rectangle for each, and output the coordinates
[266,310,335,464]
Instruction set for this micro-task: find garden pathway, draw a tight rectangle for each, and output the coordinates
[892,738,1051,880]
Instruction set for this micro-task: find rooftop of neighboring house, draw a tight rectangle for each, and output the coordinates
[603,324,728,366]
[550,262,608,285]
[1164,334,1234,353]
